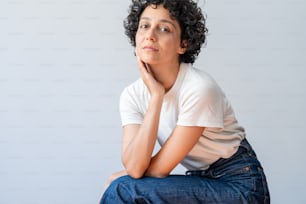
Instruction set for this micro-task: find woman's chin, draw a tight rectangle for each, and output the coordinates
[139,54,159,64]
[140,58,156,64]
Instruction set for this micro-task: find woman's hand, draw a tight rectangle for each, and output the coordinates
[99,170,127,201]
[137,56,165,97]
[104,170,127,190]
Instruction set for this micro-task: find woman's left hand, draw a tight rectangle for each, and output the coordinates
[98,170,128,201]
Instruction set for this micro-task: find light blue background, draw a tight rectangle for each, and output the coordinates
[1,0,305,203]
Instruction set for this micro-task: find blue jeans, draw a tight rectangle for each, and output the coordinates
[100,139,270,204]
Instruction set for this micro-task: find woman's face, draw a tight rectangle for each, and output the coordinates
[135,4,184,66]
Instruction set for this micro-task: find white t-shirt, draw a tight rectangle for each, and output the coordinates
[120,63,245,170]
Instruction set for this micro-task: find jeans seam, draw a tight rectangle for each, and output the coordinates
[258,166,270,204]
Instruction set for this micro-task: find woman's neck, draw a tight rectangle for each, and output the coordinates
[149,61,180,92]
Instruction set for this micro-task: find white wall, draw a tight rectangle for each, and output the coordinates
[0,0,305,203]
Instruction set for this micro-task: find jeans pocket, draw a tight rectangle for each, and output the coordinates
[207,166,251,182]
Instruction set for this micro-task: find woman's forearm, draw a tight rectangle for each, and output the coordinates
[122,94,163,178]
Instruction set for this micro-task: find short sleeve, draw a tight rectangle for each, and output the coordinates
[177,82,224,129]
[119,86,144,126]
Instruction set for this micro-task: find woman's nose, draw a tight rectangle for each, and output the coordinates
[145,28,156,41]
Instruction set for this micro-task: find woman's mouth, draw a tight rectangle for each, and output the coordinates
[143,46,158,52]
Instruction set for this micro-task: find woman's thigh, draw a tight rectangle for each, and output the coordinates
[100,140,270,204]
[101,174,252,204]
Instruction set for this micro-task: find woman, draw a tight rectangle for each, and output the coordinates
[100,0,270,203]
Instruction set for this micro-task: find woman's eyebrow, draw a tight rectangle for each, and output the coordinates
[140,17,177,28]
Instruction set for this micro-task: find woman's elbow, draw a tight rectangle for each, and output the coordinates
[125,167,145,179]
[127,169,168,179]
[145,168,169,178]
[122,160,170,179]
[125,166,169,179]
[124,162,147,179]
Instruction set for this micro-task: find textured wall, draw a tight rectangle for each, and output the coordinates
[0,0,305,203]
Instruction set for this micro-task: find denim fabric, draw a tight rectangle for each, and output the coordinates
[100,139,270,204]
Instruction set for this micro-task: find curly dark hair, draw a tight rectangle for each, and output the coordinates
[123,0,208,64]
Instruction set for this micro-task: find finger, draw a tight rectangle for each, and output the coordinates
[136,56,146,72]
[136,57,151,78]
[144,63,152,73]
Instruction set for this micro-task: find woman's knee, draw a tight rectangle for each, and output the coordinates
[101,175,135,203]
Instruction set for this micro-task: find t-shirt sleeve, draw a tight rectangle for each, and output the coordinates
[119,87,144,126]
[177,83,224,129]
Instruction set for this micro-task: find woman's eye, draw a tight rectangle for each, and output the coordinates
[139,24,149,29]
[160,26,170,32]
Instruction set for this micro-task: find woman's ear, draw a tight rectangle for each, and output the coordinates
[178,40,188,54]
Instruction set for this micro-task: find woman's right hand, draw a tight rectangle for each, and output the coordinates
[137,56,165,98]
